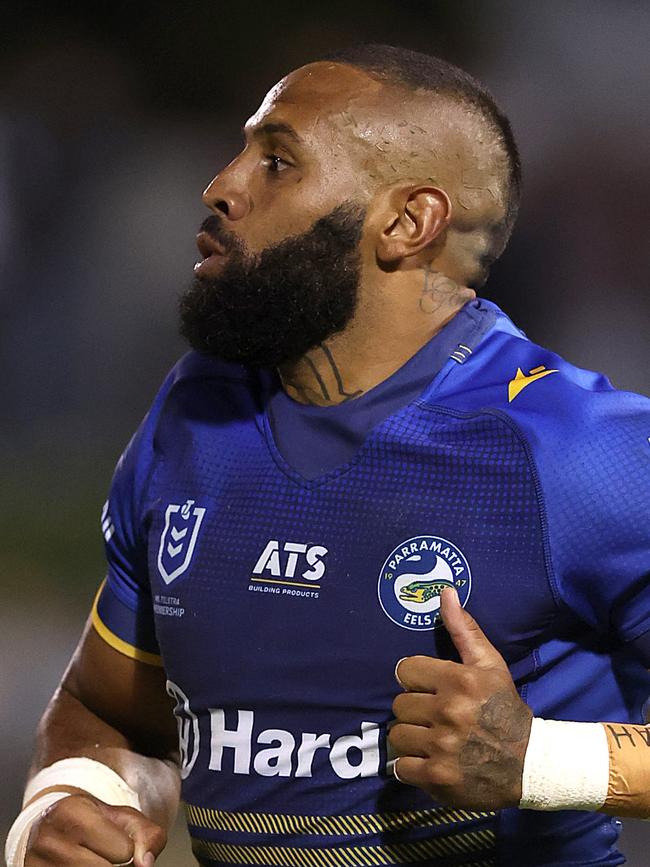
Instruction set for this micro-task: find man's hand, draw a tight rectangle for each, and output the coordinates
[390,587,533,810]
[25,793,166,867]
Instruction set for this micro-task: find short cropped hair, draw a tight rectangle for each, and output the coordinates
[327,44,521,263]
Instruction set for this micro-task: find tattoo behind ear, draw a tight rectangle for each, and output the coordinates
[419,264,464,315]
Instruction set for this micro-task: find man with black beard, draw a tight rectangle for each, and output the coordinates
[8,45,650,867]
[179,204,365,372]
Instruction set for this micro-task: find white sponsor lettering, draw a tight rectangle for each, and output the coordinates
[303,545,328,581]
[209,709,254,774]
[208,709,380,779]
[329,721,381,779]
[296,733,331,777]
[253,541,283,577]
[254,729,295,777]
[283,542,307,578]
[252,540,328,582]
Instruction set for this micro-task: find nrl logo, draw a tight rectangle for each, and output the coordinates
[157,499,207,585]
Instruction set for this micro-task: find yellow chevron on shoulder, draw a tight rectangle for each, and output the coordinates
[508,364,559,403]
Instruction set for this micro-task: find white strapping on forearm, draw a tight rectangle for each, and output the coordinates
[22,756,141,809]
[5,757,141,867]
[519,717,609,811]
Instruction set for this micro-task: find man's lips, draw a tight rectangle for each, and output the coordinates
[194,231,228,277]
[196,231,228,259]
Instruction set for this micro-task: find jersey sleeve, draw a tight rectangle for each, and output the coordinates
[527,386,650,663]
[91,361,183,667]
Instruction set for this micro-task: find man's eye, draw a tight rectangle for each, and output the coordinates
[263,154,290,174]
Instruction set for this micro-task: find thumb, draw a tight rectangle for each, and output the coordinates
[107,805,167,867]
[440,587,505,669]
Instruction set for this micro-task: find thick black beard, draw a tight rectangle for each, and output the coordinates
[179,202,365,369]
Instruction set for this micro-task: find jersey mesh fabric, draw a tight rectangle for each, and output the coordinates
[92,300,650,866]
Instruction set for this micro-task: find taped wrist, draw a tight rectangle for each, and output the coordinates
[520,717,650,817]
[5,758,141,867]
[519,718,609,811]
[5,792,70,867]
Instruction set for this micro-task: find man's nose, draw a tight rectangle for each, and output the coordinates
[202,171,251,221]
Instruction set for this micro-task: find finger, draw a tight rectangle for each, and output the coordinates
[440,587,505,668]
[33,796,134,865]
[388,722,432,758]
[27,828,114,867]
[77,813,134,865]
[395,654,462,693]
[392,755,428,788]
[108,806,166,867]
[393,754,460,797]
[29,849,108,867]
[392,691,439,726]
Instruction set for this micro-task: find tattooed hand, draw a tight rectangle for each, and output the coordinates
[390,588,533,810]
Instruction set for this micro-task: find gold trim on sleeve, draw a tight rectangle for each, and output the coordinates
[91,580,163,667]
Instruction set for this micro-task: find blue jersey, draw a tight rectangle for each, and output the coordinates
[94,300,650,867]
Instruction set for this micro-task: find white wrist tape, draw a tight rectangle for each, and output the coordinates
[22,757,141,809]
[519,717,609,811]
[5,758,141,867]
[5,792,70,867]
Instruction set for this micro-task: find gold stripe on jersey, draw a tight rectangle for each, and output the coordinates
[91,580,163,667]
[185,803,494,837]
[191,835,496,866]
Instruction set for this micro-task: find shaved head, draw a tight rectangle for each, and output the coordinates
[191,47,522,397]
[316,44,521,285]
[193,45,522,379]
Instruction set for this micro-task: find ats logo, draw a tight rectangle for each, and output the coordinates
[378,535,471,631]
[248,540,328,600]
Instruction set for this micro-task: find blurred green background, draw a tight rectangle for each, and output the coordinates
[1,1,649,864]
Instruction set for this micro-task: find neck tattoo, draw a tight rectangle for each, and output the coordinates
[282,343,363,407]
[419,264,468,315]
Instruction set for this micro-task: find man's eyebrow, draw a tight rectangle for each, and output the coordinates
[245,122,304,144]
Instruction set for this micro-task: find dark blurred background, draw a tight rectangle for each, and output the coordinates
[1,1,648,864]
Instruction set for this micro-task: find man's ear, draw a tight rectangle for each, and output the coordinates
[374,184,452,267]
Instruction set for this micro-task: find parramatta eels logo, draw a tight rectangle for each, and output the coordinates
[378,535,471,631]
[157,499,206,585]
